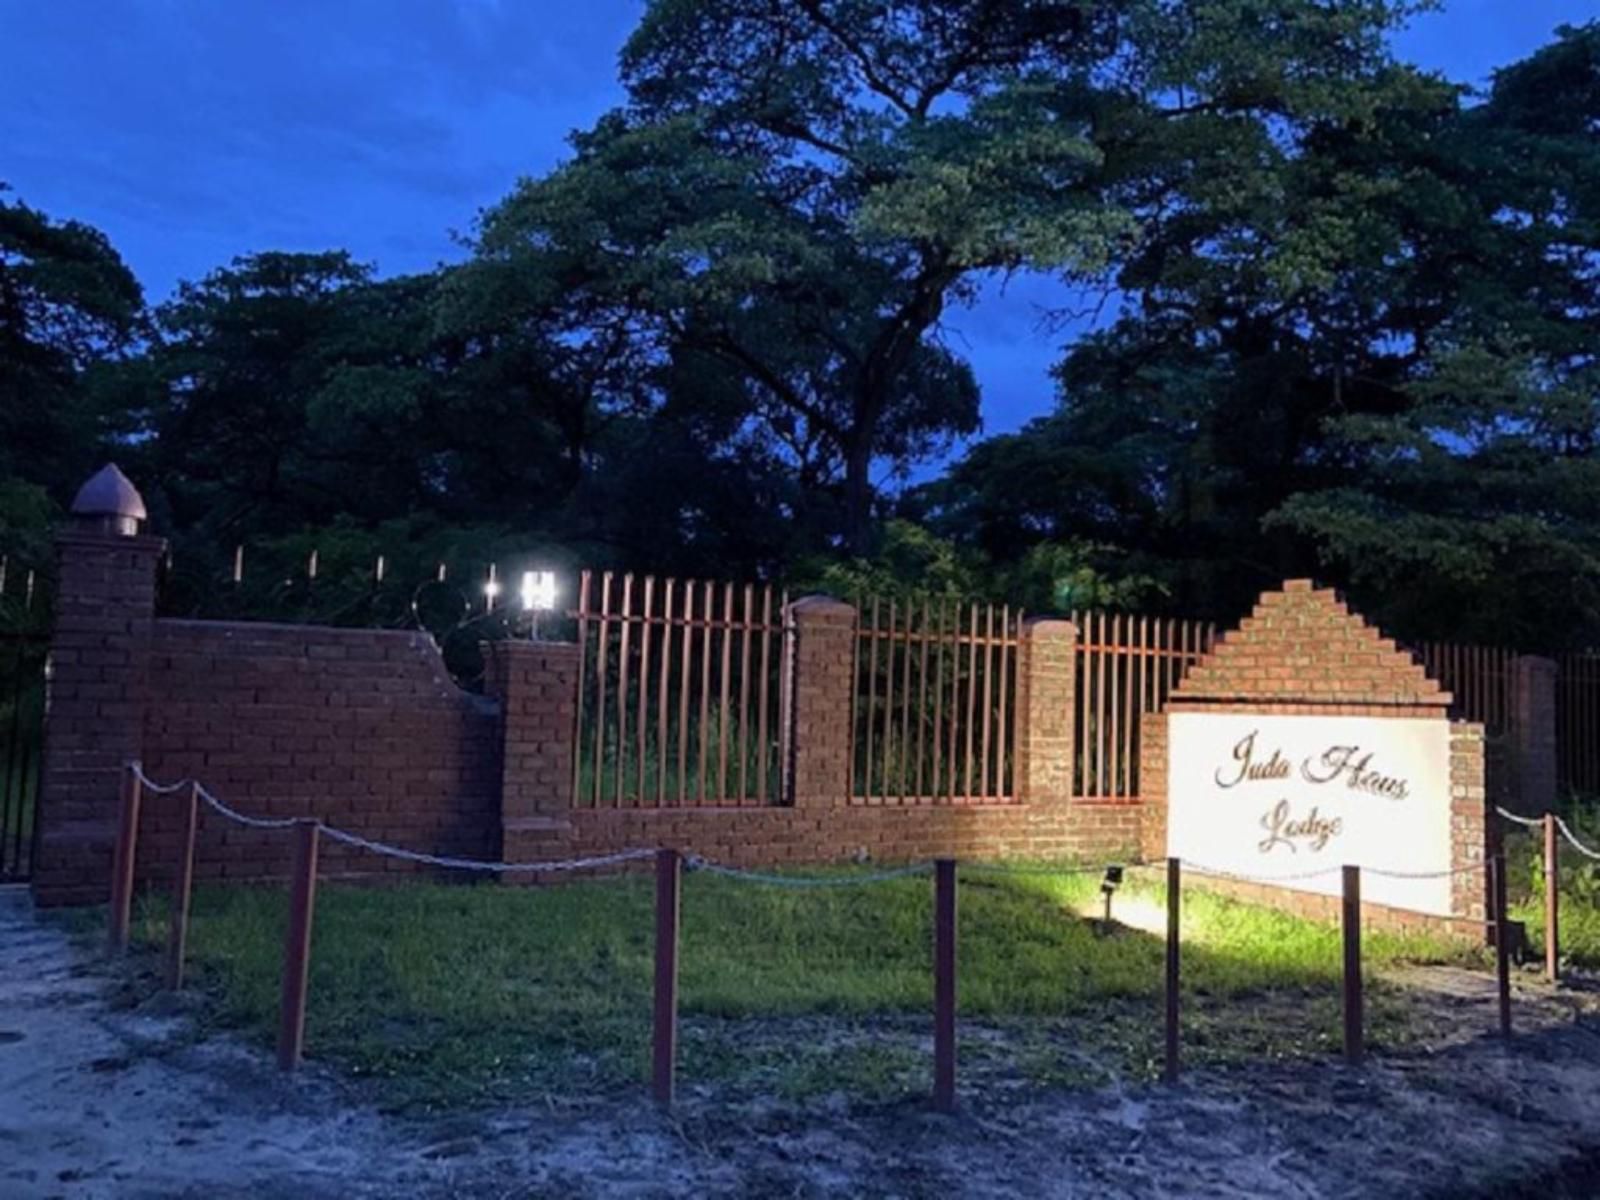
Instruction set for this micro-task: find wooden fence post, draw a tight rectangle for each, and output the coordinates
[1544,813,1560,984]
[165,781,200,990]
[277,819,321,1073]
[933,858,958,1113]
[653,848,682,1107]
[1164,857,1181,1083]
[107,763,142,955]
[1493,852,1512,1038]
[1342,865,1363,1066]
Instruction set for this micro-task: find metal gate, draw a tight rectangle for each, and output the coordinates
[0,634,47,881]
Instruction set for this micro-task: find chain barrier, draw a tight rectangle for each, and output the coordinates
[684,856,934,887]
[131,764,655,874]
[128,763,192,796]
[1557,816,1600,862]
[1495,806,1544,829]
[1183,861,1346,884]
[1495,804,1600,862]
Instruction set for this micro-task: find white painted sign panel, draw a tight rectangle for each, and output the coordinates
[1166,713,1453,915]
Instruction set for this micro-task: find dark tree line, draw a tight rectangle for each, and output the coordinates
[2,7,1597,651]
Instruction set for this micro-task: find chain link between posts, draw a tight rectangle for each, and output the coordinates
[131,763,655,874]
[126,761,1531,889]
[1496,804,1600,863]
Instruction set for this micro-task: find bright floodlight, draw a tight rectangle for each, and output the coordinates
[521,570,557,612]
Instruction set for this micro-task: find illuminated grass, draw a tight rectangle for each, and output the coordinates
[114,864,1482,1107]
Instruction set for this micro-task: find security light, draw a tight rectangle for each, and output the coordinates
[521,570,557,612]
[1101,864,1124,928]
[521,569,558,640]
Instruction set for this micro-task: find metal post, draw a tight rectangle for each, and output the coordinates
[933,858,958,1113]
[1493,852,1512,1038]
[1342,865,1362,1066]
[652,848,681,1107]
[277,819,321,1072]
[1544,813,1560,984]
[107,763,143,955]
[1164,857,1181,1083]
[165,781,200,990]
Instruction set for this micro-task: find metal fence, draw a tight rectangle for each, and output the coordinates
[572,571,788,807]
[852,597,1021,804]
[0,633,47,881]
[1413,642,1516,737]
[1071,612,1217,802]
[1558,653,1600,795]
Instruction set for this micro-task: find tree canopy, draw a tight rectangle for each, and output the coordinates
[2,10,1598,653]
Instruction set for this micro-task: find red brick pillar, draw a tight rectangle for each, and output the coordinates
[34,520,165,907]
[1510,655,1557,815]
[785,596,857,807]
[1450,722,1490,922]
[1015,618,1076,805]
[485,639,580,862]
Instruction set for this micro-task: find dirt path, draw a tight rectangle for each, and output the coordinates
[4,885,1600,1199]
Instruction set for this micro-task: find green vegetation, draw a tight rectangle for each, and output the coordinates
[116,865,1479,1109]
[1506,798,1600,969]
[6,16,1600,651]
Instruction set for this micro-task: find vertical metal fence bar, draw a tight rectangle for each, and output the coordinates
[882,598,897,803]
[996,606,1011,799]
[738,583,754,804]
[678,581,694,805]
[899,599,914,803]
[916,597,931,800]
[616,574,635,807]
[757,585,773,805]
[964,603,978,801]
[863,595,878,800]
[657,580,672,807]
[1095,611,1108,799]
[593,572,613,809]
[698,581,713,804]
[933,598,948,802]
[571,571,591,810]
[980,604,994,800]
[778,589,793,805]
[637,576,654,806]
[718,581,734,806]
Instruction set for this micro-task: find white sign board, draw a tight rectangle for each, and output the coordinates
[1166,713,1453,915]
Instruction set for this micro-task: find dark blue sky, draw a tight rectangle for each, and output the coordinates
[4,0,1593,448]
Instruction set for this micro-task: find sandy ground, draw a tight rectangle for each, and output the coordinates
[4,885,1600,1199]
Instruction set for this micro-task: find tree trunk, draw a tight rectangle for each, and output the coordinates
[843,436,874,557]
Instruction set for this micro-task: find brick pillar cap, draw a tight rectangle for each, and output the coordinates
[71,463,147,522]
[789,594,857,620]
[71,463,147,536]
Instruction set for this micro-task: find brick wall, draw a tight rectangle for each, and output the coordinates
[1139,579,1490,937]
[33,524,1145,906]
[132,620,501,889]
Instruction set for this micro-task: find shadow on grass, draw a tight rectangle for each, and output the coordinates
[106,863,1486,1110]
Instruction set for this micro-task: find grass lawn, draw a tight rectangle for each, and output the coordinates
[113,862,1486,1110]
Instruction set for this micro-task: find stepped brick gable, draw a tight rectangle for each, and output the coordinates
[1174,579,1451,714]
[1140,579,1491,935]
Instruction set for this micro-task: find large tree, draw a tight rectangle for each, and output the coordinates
[926,22,1600,645]
[473,0,1427,554]
[0,185,143,561]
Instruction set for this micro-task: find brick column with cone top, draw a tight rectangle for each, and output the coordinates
[33,465,166,906]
